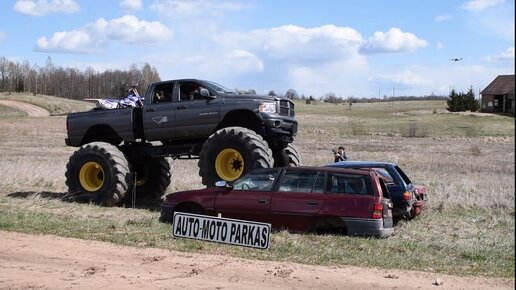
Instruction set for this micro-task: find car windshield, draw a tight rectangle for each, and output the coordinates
[203,80,234,94]
[232,168,280,191]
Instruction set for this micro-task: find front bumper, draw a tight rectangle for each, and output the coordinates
[262,115,298,141]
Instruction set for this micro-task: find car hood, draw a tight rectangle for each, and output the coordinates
[163,187,222,203]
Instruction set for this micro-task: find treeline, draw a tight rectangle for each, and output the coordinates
[1,56,449,102]
[238,88,448,103]
[0,56,161,100]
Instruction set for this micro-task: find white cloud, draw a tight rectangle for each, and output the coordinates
[487,47,515,61]
[14,0,79,16]
[151,0,245,18]
[37,30,95,53]
[227,50,264,72]
[359,28,428,54]
[36,15,173,53]
[434,14,452,23]
[222,25,363,64]
[437,42,443,50]
[120,0,142,13]
[373,70,434,87]
[461,0,505,11]
[0,31,5,44]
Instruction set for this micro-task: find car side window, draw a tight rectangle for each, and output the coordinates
[152,85,173,104]
[178,82,207,102]
[232,168,280,191]
[312,172,325,193]
[327,173,373,196]
[278,170,319,193]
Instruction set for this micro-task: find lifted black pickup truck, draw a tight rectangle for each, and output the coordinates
[65,79,299,206]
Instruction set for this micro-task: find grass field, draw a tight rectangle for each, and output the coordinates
[0,93,514,278]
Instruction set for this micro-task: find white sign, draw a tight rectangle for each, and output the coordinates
[172,212,271,249]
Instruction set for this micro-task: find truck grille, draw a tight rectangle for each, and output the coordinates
[279,100,295,117]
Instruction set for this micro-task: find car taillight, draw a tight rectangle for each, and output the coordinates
[402,191,411,201]
[372,203,383,219]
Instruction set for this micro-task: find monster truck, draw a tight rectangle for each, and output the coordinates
[64,79,299,206]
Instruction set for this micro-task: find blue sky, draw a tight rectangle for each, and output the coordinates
[1,0,514,98]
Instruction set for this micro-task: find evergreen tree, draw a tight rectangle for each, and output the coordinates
[447,87,480,112]
[464,86,480,111]
[447,88,463,112]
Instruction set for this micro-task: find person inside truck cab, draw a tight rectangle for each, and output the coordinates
[153,90,167,103]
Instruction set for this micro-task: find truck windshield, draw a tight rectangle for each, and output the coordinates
[204,80,234,94]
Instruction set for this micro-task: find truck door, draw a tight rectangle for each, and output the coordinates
[142,83,176,141]
[174,81,220,139]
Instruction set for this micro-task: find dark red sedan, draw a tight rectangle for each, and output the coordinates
[160,166,394,237]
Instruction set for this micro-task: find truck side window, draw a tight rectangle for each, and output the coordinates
[153,85,173,104]
[179,82,206,101]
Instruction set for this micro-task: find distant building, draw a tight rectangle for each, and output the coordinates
[480,75,515,114]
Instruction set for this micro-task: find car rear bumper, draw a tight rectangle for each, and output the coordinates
[340,217,394,238]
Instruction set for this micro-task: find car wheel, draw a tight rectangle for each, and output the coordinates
[198,127,273,186]
[65,142,130,206]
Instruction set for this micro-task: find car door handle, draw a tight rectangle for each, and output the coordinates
[258,199,268,204]
[177,106,187,110]
[146,108,155,112]
[307,202,319,206]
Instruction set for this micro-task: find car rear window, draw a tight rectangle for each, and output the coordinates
[326,173,373,196]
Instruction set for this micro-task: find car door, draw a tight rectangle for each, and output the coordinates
[142,83,176,141]
[321,172,376,219]
[174,81,220,139]
[270,169,325,232]
[214,168,280,224]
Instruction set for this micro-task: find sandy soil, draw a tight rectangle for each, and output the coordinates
[0,231,513,290]
[0,99,50,117]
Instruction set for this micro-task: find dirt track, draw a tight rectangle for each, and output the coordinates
[0,231,513,290]
[0,99,50,117]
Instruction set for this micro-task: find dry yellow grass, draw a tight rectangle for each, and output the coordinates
[0,111,513,212]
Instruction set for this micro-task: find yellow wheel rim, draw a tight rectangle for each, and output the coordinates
[215,148,244,181]
[79,161,105,192]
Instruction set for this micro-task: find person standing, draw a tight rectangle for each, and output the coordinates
[334,146,348,162]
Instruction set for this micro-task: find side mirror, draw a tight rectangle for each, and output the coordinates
[215,180,233,190]
[200,88,215,99]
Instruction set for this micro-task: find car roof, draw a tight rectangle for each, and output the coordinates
[326,161,397,168]
[281,165,373,176]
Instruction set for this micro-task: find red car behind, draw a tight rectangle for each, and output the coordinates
[160,166,394,237]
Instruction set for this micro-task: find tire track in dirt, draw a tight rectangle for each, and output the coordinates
[0,99,50,117]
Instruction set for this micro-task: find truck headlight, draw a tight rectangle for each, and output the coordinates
[259,103,276,114]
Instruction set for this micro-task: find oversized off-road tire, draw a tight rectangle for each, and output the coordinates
[127,156,172,201]
[198,127,273,186]
[272,143,301,167]
[65,142,130,206]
